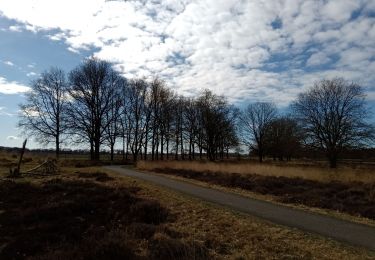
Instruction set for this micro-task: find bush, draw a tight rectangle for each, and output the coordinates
[0,175,211,259]
[131,200,170,224]
[22,157,33,163]
[77,171,114,182]
[150,234,209,260]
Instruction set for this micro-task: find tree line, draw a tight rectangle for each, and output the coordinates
[19,58,375,168]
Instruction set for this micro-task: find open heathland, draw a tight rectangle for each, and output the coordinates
[0,171,208,259]
[0,153,374,258]
[138,162,375,220]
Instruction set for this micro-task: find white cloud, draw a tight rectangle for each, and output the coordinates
[6,135,18,140]
[67,46,81,54]
[0,76,30,94]
[321,0,361,23]
[306,52,331,67]
[3,60,14,66]
[26,72,37,77]
[0,106,13,116]
[8,25,22,32]
[0,0,374,106]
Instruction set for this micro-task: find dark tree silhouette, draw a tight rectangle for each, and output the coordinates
[183,97,199,160]
[103,76,125,161]
[196,90,239,161]
[125,78,149,162]
[67,58,122,161]
[148,78,174,160]
[240,102,277,162]
[292,78,374,168]
[19,67,68,159]
[264,117,303,161]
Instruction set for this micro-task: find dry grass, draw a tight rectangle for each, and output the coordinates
[0,151,45,178]
[137,160,375,221]
[0,150,131,179]
[105,168,375,259]
[137,160,375,184]
[1,150,374,258]
[0,168,209,259]
[138,169,375,227]
[1,158,374,259]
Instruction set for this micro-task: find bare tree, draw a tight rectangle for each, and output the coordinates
[147,79,175,160]
[196,90,238,161]
[183,97,199,160]
[173,96,186,160]
[103,76,125,161]
[240,102,277,162]
[264,116,303,161]
[292,78,374,168]
[67,58,121,161]
[125,78,149,161]
[19,67,68,159]
[148,78,164,160]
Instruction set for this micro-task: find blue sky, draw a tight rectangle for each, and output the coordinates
[0,0,374,148]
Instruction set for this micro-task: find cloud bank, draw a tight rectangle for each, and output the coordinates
[6,135,18,140]
[0,0,374,105]
[0,77,30,94]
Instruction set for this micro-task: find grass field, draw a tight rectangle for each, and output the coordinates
[1,152,375,258]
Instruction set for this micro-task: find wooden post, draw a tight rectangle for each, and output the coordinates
[14,139,27,176]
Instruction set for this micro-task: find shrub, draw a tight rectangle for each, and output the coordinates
[150,234,209,260]
[131,200,170,225]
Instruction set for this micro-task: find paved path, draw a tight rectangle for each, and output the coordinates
[105,166,375,251]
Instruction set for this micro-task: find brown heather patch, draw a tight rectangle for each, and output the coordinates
[106,169,375,259]
[138,163,375,220]
[0,155,374,259]
[0,171,210,259]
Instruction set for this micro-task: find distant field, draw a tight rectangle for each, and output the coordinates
[0,151,129,177]
[137,160,375,184]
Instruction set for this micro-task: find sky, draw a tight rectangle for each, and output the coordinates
[0,0,374,149]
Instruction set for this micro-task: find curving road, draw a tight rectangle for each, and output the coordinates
[104,165,375,251]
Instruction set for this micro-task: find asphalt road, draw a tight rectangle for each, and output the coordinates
[105,165,375,251]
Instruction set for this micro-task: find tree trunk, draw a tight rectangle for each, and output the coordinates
[175,132,179,160]
[166,138,169,160]
[328,153,337,168]
[55,135,60,160]
[188,138,192,160]
[90,140,94,160]
[144,132,148,160]
[110,143,114,161]
[94,138,100,161]
[160,133,164,160]
[156,132,159,160]
[192,142,195,160]
[122,135,125,161]
[258,150,263,163]
[126,135,129,160]
[180,128,184,160]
